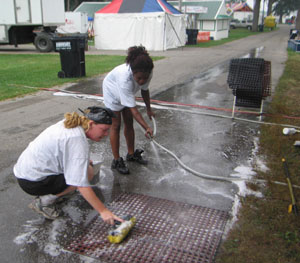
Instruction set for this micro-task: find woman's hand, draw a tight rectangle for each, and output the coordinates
[145,127,153,139]
[100,208,124,225]
[147,109,155,120]
[78,186,124,226]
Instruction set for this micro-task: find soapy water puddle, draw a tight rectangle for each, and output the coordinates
[13,47,268,261]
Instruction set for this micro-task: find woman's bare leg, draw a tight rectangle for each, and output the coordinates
[122,108,134,155]
[56,164,95,197]
[110,111,122,160]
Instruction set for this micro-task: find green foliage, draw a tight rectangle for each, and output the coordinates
[273,0,300,16]
[283,230,300,244]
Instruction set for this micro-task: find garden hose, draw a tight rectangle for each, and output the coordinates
[51,91,300,188]
[149,117,300,190]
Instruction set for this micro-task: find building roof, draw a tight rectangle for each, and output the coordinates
[74,2,111,19]
[230,2,253,12]
[169,1,230,20]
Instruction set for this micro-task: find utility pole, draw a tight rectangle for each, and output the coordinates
[179,0,182,12]
[66,0,70,11]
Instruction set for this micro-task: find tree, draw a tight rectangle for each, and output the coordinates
[296,8,300,29]
[273,0,292,23]
[267,0,277,16]
[252,0,262,31]
[273,0,300,24]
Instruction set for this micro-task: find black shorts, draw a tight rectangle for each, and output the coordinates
[17,174,68,196]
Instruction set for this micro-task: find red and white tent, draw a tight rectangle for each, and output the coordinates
[94,0,186,51]
[231,2,253,12]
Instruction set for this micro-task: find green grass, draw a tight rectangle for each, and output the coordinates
[0,54,163,101]
[0,54,125,100]
[189,28,270,48]
[88,39,95,46]
[216,51,300,263]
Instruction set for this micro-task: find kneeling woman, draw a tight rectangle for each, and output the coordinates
[14,106,123,224]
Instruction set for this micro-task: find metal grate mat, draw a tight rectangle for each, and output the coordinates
[65,192,229,263]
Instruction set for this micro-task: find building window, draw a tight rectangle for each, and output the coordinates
[217,19,229,31]
[203,20,215,31]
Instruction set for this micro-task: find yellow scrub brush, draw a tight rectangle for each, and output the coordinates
[107,215,136,244]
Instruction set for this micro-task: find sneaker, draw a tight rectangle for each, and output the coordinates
[28,197,60,220]
[111,157,130,174]
[126,149,148,165]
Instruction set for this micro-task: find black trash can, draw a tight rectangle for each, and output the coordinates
[258,24,264,32]
[289,29,298,39]
[186,29,198,45]
[52,35,86,78]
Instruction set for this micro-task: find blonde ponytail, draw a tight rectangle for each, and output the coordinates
[64,112,90,131]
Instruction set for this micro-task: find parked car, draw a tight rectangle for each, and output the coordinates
[230,19,252,30]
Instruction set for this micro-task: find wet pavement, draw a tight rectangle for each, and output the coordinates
[89,54,260,210]
[13,50,260,262]
[0,25,291,262]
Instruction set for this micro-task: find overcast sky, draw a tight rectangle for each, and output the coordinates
[245,0,271,10]
[245,0,267,10]
[247,0,254,9]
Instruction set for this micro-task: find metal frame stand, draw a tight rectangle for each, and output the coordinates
[232,96,236,119]
[231,96,264,121]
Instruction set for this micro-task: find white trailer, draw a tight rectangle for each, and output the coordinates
[56,12,89,34]
[0,0,65,52]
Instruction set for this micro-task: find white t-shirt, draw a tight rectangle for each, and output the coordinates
[103,63,152,111]
[13,120,90,187]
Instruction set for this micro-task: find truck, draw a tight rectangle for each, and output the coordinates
[0,0,65,52]
[230,19,252,30]
[57,12,89,35]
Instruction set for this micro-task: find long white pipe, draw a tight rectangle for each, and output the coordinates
[54,91,300,130]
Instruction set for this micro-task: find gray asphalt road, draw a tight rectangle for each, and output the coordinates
[0,25,291,262]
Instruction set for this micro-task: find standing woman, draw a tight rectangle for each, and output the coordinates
[103,46,155,174]
[14,106,123,224]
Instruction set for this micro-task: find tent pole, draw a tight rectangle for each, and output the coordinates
[163,14,166,51]
[166,13,184,50]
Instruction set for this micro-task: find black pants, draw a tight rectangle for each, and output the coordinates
[17,174,68,196]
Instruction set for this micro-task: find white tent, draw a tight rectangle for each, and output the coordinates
[94,12,186,51]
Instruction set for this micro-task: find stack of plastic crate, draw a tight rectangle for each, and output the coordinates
[227,58,271,108]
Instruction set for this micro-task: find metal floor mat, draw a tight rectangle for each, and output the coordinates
[65,192,229,262]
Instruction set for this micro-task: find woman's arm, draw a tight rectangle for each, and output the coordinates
[141,89,155,119]
[78,186,123,225]
[130,107,153,137]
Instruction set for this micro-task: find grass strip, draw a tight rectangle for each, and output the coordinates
[189,28,273,48]
[216,51,300,263]
[0,54,126,101]
[0,54,164,101]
